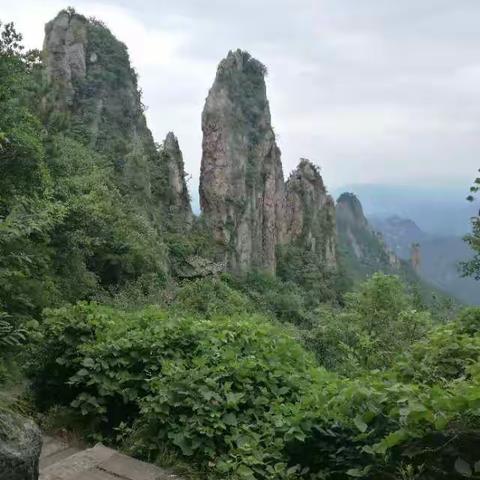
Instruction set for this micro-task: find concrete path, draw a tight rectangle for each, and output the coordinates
[39,436,181,480]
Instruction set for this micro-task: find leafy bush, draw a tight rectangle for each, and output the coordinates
[28,303,319,478]
[303,274,432,374]
[292,307,480,479]
[133,315,319,479]
[276,245,342,307]
[395,307,480,385]
[292,369,480,479]
[226,272,312,327]
[462,170,480,280]
[0,312,26,384]
[172,277,255,318]
[28,301,480,479]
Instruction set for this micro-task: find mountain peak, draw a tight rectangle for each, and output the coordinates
[200,50,283,273]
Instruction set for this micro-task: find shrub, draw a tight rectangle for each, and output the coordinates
[28,302,480,479]
[28,302,319,478]
[172,277,255,318]
[395,307,480,385]
[292,308,480,479]
[291,369,480,479]
[0,312,26,384]
[225,272,313,327]
[303,274,432,374]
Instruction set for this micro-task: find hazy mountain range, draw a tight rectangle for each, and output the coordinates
[333,184,479,305]
[334,183,477,236]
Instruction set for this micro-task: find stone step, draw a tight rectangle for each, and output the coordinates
[96,450,179,480]
[39,439,181,480]
[39,444,115,480]
[40,436,81,470]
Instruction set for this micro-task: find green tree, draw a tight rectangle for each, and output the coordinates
[0,21,60,323]
[463,169,480,280]
[304,273,431,373]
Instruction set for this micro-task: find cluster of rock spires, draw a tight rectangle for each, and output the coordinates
[200,50,336,273]
[42,11,337,276]
[44,10,406,279]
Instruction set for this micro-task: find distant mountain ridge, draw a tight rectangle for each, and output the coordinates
[371,215,480,305]
[336,193,409,279]
[334,184,476,236]
[369,215,428,259]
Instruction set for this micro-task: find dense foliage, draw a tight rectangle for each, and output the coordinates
[27,299,480,479]
[28,304,317,478]
[302,273,431,374]
[0,21,168,328]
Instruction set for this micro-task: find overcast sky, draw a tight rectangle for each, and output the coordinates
[3,0,480,203]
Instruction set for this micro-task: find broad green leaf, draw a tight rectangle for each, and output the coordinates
[353,415,368,433]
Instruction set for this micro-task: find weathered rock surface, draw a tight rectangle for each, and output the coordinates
[336,192,369,233]
[175,255,225,279]
[284,159,336,268]
[199,50,338,274]
[336,192,375,261]
[200,50,285,273]
[155,132,193,229]
[42,9,174,218]
[43,16,337,277]
[43,10,87,109]
[0,411,42,480]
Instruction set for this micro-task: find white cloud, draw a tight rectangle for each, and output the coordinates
[2,0,479,194]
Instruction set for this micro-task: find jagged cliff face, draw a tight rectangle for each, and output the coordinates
[43,11,155,210]
[200,50,285,273]
[155,132,193,229]
[43,10,192,227]
[43,10,87,109]
[284,159,336,268]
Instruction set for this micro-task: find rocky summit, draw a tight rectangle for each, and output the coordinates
[200,50,336,274]
[42,10,196,236]
[43,10,88,109]
[336,192,401,277]
[285,159,336,269]
[200,49,285,273]
[155,132,193,230]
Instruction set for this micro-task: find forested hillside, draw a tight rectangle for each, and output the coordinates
[1,9,480,480]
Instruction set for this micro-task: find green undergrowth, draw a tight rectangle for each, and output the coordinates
[26,299,480,479]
